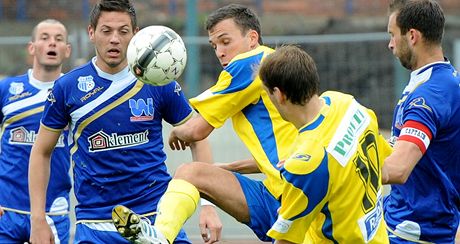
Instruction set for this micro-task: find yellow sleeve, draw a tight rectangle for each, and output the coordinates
[189,66,262,129]
[268,141,329,243]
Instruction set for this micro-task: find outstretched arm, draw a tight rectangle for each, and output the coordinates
[29,125,61,244]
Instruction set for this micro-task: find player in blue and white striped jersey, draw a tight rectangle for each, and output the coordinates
[0,19,72,243]
[28,1,215,243]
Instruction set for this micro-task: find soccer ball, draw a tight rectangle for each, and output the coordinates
[127,25,187,86]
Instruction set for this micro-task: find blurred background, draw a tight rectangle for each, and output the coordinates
[1,0,459,242]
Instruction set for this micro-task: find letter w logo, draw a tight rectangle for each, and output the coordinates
[129,98,154,117]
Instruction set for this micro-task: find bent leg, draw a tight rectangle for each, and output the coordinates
[155,161,278,242]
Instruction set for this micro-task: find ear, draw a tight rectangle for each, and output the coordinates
[88,25,95,43]
[273,87,287,105]
[407,28,420,46]
[64,43,72,59]
[27,41,34,56]
[248,29,259,48]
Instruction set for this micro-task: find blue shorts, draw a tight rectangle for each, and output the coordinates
[74,215,191,244]
[0,210,69,243]
[234,173,280,242]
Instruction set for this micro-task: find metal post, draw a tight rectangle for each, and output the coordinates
[185,0,200,97]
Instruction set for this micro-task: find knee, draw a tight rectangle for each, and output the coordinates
[174,161,209,182]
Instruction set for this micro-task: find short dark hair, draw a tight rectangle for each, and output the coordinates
[89,0,137,31]
[389,0,444,45]
[205,4,263,44]
[259,45,319,106]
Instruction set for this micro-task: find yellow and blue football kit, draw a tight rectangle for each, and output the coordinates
[188,45,298,241]
[268,91,392,243]
[190,45,297,199]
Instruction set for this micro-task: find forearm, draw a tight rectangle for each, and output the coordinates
[190,138,213,163]
[217,158,261,174]
[382,140,422,184]
[172,114,214,143]
[29,147,51,219]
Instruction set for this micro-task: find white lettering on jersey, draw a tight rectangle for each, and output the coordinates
[9,126,65,147]
[358,190,383,242]
[327,100,370,167]
[87,130,149,152]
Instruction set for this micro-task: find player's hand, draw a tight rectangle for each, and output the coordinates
[169,129,189,150]
[30,217,54,244]
[199,205,222,244]
[0,205,4,217]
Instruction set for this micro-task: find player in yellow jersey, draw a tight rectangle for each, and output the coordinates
[259,45,392,243]
[112,4,298,244]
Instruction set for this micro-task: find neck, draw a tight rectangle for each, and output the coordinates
[288,95,323,129]
[413,45,444,70]
[32,65,62,82]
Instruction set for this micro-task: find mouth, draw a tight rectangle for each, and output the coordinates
[107,48,120,57]
[46,51,57,57]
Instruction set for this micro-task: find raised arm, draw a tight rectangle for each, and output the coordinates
[29,125,61,244]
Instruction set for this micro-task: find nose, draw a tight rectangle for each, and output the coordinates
[109,32,121,44]
[388,39,394,51]
[216,46,225,59]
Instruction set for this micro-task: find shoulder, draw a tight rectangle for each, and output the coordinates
[226,46,273,72]
[284,139,327,175]
[55,63,96,88]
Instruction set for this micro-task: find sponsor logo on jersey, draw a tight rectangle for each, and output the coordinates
[129,98,154,122]
[87,130,149,152]
[292,153,311,162]
[408,97,432,113]
[9,82,24,95]
[77,75,95,92]
[358,192,383,242]
[9,127,65,147]
[8,91,33,101]
[328,100,370,167]
[80,86,104,102]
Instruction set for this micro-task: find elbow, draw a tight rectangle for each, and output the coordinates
[191,130,208,141]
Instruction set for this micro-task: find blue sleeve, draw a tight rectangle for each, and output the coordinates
[160,81,192,126]
[41,79,70,130]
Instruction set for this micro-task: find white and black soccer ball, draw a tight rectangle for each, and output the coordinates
[127,25,187,86]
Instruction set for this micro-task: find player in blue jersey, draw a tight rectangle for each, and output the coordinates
[383,0,460,243]
[259,45,392,243]
[112,4,301,244]
[0,19,72,243]
[28,1,216,244]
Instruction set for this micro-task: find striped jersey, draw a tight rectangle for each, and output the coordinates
[0,69,71,213]
[189,45,298,199]
[385,61,460,242]
[41,58,193,220]
[268,91,392,243]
